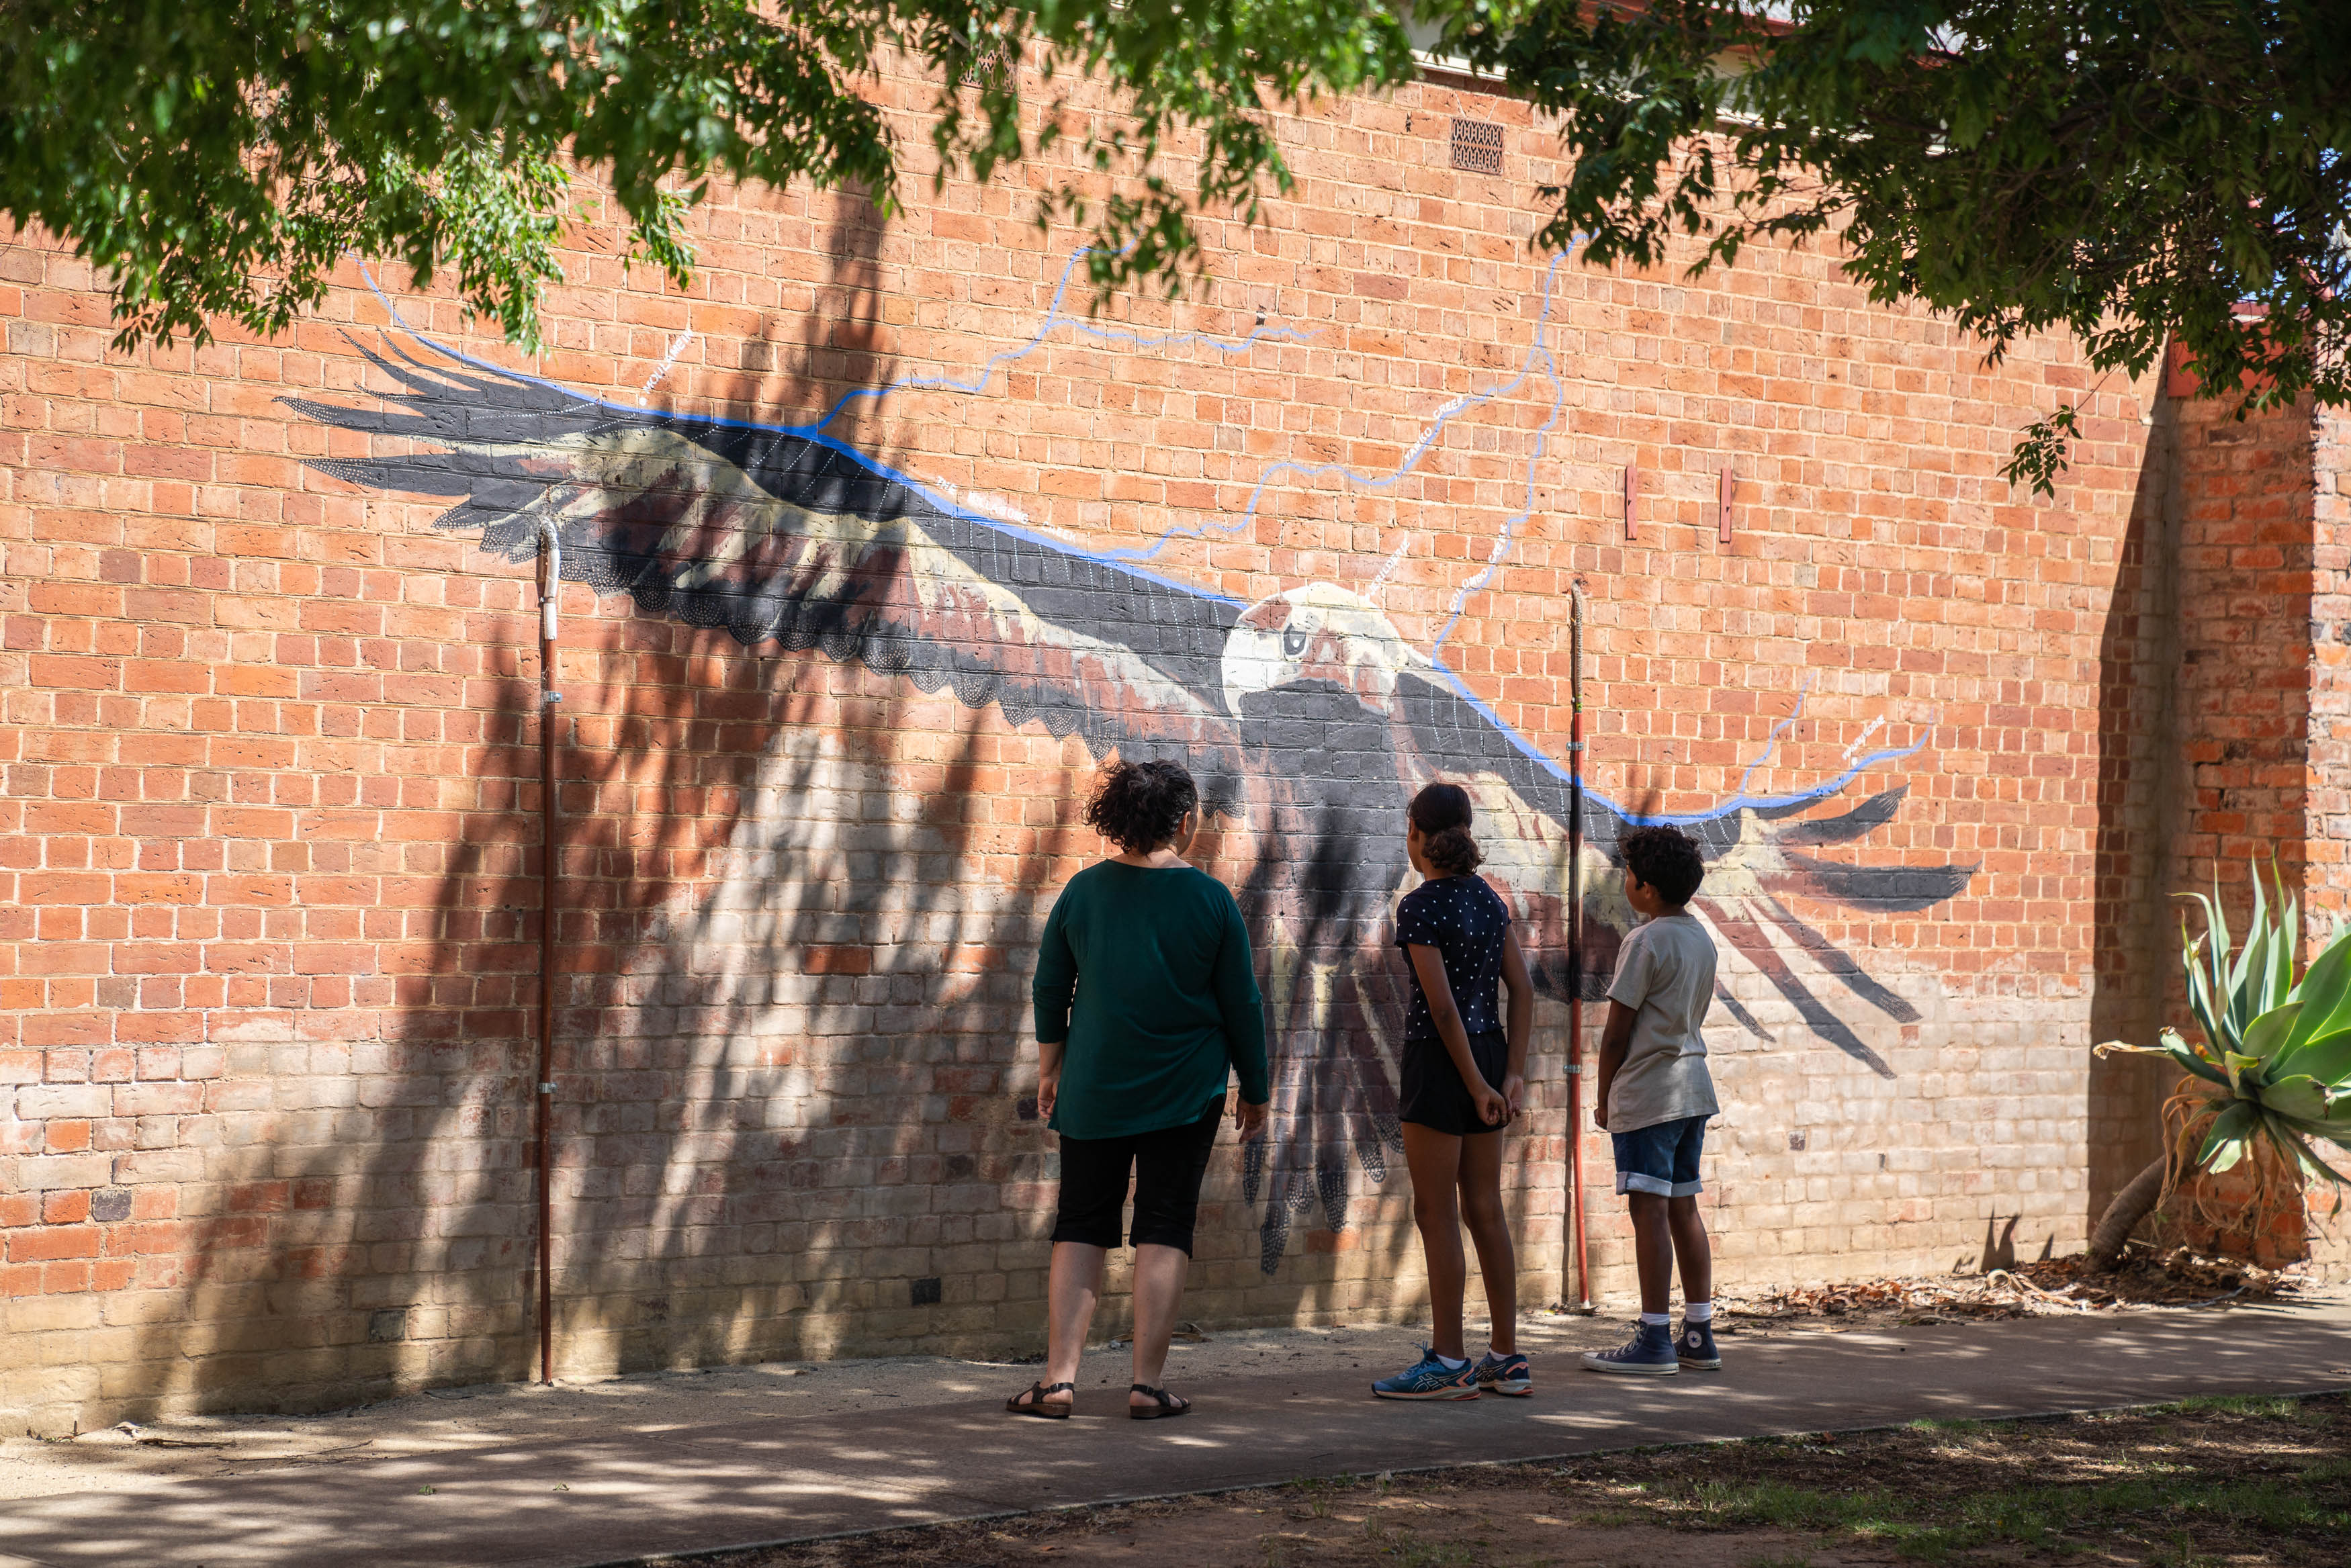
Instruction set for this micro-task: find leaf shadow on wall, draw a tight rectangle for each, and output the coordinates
[149,197,1990,1413]
[110,193,1073,1411]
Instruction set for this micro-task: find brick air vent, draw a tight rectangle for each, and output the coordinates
[1449,118,1504,175]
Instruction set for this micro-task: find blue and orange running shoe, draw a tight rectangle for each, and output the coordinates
[1474,1351,1532,1397]
[1371,1348,1482,1400]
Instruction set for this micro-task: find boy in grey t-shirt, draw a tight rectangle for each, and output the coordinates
[1581,825,1723,1376]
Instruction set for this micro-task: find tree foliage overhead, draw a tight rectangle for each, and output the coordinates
[0,1,1418,352]
[1448,1,2351,492]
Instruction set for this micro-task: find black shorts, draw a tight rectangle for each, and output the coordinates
[1051,1096,1226,1254]
[1400,1030,1509,1137]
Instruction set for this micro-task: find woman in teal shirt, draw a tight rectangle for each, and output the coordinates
[1006,760,1270,1420]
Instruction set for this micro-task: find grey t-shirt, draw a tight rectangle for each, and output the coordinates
[1605,912,1720,1133]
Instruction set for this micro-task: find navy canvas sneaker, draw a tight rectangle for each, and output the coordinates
[1371,1348,1482,1400]
[1677,1318,1722,1369]
[1474,1351,1532,1397]
[1580,1322,1681,1375]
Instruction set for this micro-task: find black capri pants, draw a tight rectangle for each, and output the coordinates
[1051,1095,1226,1254]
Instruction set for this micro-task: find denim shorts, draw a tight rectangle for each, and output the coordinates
[1611,1113,1707,1197]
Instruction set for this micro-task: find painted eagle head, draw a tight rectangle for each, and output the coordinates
[1220,582,1421,720]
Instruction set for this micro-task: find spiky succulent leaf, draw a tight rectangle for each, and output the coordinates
[2264,1074,2332,1123]
[2231,867,2271,1037]
[2166,1027,2231,1085]
[2242,1002,2303,1061]
[2200,1099,2258,1173]
[2273,863,2301,1012]
[2182,926,2235,1057]
[2283,928,2351,1056]
[2289,1128,2351,1185]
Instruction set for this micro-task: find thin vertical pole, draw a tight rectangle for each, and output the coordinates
[535,526,562,1385]
[1565,580,1592,1312]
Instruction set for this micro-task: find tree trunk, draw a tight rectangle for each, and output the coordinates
[2088,1152,2170,1269]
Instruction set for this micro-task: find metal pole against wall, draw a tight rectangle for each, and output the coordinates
[533,521,562,1385]
[1564,580,1593,1312]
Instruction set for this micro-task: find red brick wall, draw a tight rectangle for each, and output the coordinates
[4,65,2172,1432]
[2090,387,2322,1221]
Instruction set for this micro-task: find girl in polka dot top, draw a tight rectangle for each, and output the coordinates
[1370,783,1536,1402]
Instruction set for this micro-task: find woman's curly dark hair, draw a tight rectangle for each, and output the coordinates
[1085,759,1200,854]
[1621,823,1705,906]
[1409,782,1483,876]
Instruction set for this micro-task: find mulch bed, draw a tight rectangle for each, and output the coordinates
[1716,1246,2304,1328]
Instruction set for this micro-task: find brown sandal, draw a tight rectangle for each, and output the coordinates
[1006,1381,1074,1419]
[1128,1383,1190,1420]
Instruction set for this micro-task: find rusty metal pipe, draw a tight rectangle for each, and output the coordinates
[533,520,562,1385]
[1565,579,1592,1313]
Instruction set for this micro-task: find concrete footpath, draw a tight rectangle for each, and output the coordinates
[4,1301,2349,1568]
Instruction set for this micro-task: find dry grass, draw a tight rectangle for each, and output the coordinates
[714,1393,2351,1567]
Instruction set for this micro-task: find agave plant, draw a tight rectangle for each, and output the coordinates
[2089,864,2351,1264]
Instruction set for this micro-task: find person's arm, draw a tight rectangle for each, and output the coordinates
[1498,927,1534,1119]
[1032,892,1076,1123]
[1407,944,1508,1127]
[1212,892,1270,1140]
[1592,999,1636,1132]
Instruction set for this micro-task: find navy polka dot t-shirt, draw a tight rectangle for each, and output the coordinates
[1394,874,1511,1043]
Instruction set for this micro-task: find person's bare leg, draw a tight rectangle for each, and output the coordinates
[1039,1240,1106,1410]
[1665,1194,1713,1306]
[1128,1242,1190,1408]
[1401,1123,1468,1359]
[1456,1131,1517,1355]
[1626,1192,1675,1317]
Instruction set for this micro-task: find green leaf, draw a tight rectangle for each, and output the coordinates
[2182,927,2234,1056]
[2276,1031,2351,1089]
[2193,1100,2258,1174]
[2229,864,2269,1034]
[1453,3,2351,494]
[2261,1074,2331,1123]
[2293,1135,2351,1187]
[2270,860,2300,1009]
[2162,1027,2231,1085]
[2282,925,2351,1058]
[2242,1002,2302,1061]
[0,1,1425,350]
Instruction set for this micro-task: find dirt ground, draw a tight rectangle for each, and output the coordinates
[727,1393,2351,1568]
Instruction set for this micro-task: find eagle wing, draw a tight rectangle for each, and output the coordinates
[1394,663,1976,1077]
[290,337,1254,802]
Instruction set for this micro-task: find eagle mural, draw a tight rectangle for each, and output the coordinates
[294,333,1973,1271]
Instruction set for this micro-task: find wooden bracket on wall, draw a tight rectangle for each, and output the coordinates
[1623,463,1640,539]
[1718,466,1734,544]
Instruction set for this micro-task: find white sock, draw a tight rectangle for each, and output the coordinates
[1433,1352,1468,1369]
[1685,1301,1714,1323]
[1639,1312,1671,1328]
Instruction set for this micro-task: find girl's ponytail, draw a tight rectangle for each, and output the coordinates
[1409,782,1483,875]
